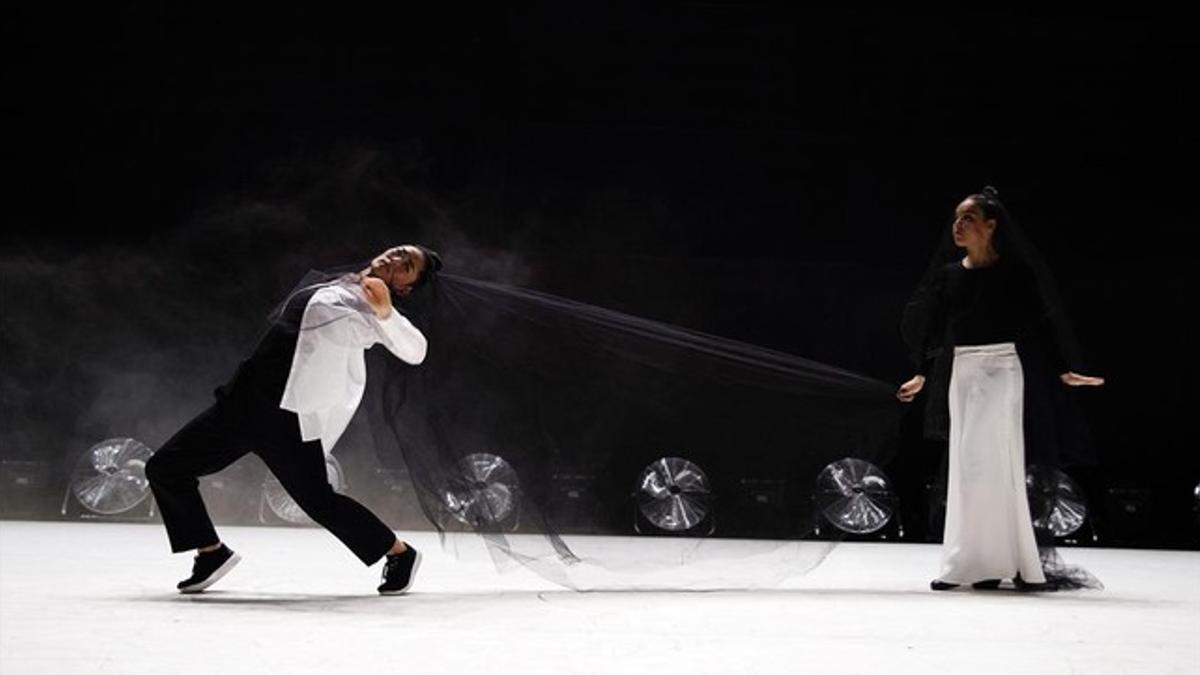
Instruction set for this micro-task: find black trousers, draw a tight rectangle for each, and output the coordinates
[145,396,396,566]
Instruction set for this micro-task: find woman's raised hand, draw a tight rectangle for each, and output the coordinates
[361,276,393,319]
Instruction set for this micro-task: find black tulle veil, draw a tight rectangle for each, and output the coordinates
[260,207,1098,590]
[265,260,903,589]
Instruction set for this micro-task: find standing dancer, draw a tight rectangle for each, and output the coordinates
[897,187,1103,590]
[145,244,441,594]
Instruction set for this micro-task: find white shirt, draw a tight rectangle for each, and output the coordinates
[279,279,427,454]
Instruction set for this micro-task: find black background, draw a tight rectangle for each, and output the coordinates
[3,6,1196,543]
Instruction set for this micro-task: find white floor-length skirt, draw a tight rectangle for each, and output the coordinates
[939,342,1046,584]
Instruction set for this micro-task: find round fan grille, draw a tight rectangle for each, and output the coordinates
[635,457,713,532]
[70,438,154,515]
[443,453,521,526]
[1026,465,1087,537]
[815,457,895,534]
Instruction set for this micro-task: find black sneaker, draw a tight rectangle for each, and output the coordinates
[971,579,1002,590]
[930,579,959,591]
[177,544,241,594]
[378,544,421,595]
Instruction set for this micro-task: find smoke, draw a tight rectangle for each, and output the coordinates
[0,140,537,508]
[0,136,911,523]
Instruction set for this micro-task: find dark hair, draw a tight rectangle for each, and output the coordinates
[965,185,1013,256]
[413,245,443,289]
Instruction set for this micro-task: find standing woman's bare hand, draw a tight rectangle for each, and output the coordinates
[361,276,393,319]
[897,375,926,402]
[1060,372,1104,387]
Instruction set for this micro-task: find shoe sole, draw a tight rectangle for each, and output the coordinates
[179,552,242,594]
[379,549,422,596]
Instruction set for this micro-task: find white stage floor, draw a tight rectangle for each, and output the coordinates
[1,520,1197,674]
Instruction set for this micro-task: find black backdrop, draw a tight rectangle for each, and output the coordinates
[3,7,1195,545]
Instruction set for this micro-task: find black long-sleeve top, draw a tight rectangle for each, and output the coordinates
[901,254,1091,452]
[907,257,1085,375]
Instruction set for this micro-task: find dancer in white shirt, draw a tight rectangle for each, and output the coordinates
[145,245,441,594]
